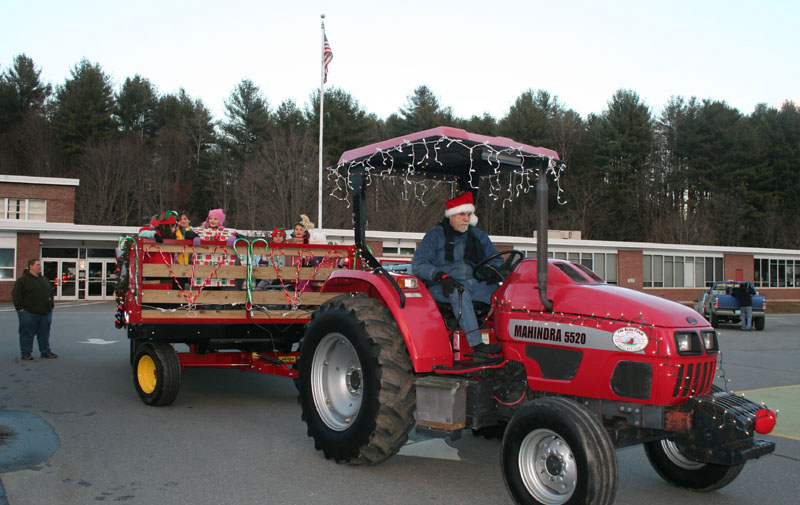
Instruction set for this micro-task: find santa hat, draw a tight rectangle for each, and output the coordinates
[444,192,478,226]
[203,208,226,228]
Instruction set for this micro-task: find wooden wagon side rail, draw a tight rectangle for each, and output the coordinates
[141,264,338,281]
[139,308,317,321]
[141,289,340,305]
[122,238,359,324]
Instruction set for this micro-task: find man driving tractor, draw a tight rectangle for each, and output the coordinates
[412,191,504,356]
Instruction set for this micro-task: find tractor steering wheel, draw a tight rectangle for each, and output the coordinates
[474,249,525,284]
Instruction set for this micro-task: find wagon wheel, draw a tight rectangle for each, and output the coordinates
[133,341,181,406]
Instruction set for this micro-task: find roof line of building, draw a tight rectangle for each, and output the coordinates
[3,222,798,258]
[0,175,80,187]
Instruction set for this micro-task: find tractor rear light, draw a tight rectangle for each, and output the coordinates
[701,330,719,353]
[673,331,702,355]
[397,277,418,290]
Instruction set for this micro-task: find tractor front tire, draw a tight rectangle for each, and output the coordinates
[644,438,744,491]
[133,341,181,406]
[501,397,618,505]
[297,294,415,465]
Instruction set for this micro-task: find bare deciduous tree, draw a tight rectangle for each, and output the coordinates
[74,136,147,225]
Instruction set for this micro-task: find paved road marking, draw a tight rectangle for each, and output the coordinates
[80,338,119,345]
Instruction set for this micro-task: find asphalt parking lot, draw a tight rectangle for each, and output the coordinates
[0,302,798,505]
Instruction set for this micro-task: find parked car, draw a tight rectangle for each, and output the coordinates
[693,291,710,317]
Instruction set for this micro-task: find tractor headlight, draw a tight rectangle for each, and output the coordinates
[701,330,719,353]
[674,332,702,355]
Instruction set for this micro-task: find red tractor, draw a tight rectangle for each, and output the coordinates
[119,127,776,505]
[294,127,776,505]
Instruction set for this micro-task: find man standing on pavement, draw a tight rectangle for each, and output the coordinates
[735,281,757,331]
[413,191,504,356]
[12,258,57,360]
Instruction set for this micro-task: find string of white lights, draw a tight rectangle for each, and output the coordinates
[327,135,566,207]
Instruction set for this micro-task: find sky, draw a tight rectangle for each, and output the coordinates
[2,0,797,123]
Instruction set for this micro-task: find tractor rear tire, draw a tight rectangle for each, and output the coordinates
[755,317,765,331]
[298,293,415,465]
[501,397,618,505]
[133,341,181,406]
[644,438,744,491]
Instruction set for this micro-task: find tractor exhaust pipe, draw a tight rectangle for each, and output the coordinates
[537,163,554,312]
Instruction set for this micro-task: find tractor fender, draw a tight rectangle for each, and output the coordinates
[322,270,454,372]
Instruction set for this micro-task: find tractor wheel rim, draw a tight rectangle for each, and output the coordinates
[137,355,157,394]
[660,439,705,470]
[518,429,577,504]
[311,333,363,431]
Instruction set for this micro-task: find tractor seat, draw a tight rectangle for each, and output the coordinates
[436,300,492,331]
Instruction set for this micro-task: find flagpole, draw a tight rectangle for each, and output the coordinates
[318,14,326,229]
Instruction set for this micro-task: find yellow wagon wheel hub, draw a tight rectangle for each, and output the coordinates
[137,355,158,394]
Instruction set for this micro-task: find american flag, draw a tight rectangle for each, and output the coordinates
[323,33,333,83]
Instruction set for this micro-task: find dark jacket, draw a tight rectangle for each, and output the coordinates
[412,222,500,283]
[734,283,756,307]
[12,270,54,315]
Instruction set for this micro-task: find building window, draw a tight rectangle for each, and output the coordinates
[0,249,14,279]
[644,255,722,288]
[43,248,79,258]
[544,251,617,284]
[1,198,46,221]
[754,258,800,288]
[382,246,416,256]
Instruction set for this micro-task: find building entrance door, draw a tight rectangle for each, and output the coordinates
[43,261,58,298]
[86,261,104,299]
[60,261,78,300]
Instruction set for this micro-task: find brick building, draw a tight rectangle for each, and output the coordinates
[2,175,800,305]
[0,175,135,302]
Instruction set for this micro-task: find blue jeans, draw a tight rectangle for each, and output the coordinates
[741,306,753,330]
[18,310,52,356]
[429,278,497,347]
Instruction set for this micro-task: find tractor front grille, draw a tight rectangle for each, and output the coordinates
[671,361,715,397]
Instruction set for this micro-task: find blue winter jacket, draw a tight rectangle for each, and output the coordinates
[412,224,501,284]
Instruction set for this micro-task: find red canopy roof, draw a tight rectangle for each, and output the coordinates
[337,126,560,165]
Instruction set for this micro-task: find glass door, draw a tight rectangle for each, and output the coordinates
[43,261,59,298]
[86,261,104,299]
[105,262,118,298]
[61,261,78,300]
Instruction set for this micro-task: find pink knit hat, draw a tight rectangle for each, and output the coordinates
[203,208,226,228]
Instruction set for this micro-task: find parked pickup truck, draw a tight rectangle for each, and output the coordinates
[699,280,766,330]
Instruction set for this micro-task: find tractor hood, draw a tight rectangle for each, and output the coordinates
[498,260,707,329]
